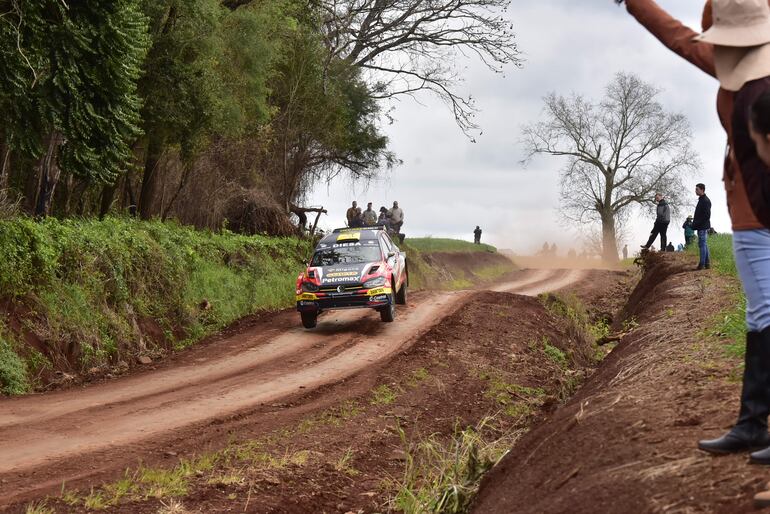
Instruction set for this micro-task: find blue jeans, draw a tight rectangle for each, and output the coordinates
[734,229,770,331]
[698,230,710,267]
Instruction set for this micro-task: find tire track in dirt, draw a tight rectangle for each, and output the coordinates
[0,267,586,507]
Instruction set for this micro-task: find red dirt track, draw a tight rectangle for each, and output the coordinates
[0,267,586,508]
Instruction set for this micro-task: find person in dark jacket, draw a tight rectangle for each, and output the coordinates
[683,216,696,247]
[641,193,670,251]
[473,226,482,244]
[692,183,712,269]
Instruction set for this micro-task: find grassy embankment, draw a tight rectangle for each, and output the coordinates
[688,234,746,358]
[404,237,516,290]
[0,217,311,395]
[0,225,514,396]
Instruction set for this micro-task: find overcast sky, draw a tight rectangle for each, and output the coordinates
[307,0,726,255]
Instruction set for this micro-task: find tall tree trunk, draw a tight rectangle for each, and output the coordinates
[139,136,164,220]
[0,140,10,190]
[601,209,619,262]
[35,130,64,217]
[99,181,118,219]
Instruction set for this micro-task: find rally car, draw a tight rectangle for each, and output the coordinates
[295,226,408,329]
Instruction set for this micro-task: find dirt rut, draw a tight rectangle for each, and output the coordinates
[0,268,582,507]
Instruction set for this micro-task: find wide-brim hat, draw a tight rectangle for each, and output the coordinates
[713,42,770,90]
[695,0,770,46]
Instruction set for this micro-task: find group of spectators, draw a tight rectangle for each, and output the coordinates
[621,0,770,506]
[345,200,404,233]
[641,183,712,270]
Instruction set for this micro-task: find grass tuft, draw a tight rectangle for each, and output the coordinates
[388,416,521,514]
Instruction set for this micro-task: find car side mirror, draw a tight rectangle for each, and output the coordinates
[387,252,396,259]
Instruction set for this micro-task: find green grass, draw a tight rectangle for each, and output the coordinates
[388,416,521,514]
[687,234,746,358]
[0,217,311,394]
[407,237,496,254]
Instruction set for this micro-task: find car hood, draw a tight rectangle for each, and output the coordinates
[315,263,371,286]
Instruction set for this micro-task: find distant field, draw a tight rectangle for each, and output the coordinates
[406,237,497,253]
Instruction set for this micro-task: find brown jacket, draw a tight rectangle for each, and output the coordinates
[625,0,762,230]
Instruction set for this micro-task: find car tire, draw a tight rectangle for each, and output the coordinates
[395,279,407,305]
[380,295,396,322]
[301,311,318,329]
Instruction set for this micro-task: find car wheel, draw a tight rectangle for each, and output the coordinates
[380,294,396,322]
[395,279,407,305]
[301,311,317,329]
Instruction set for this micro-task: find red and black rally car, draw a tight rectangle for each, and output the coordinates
[295,226,408,328]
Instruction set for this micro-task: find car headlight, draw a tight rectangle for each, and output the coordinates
[302,281,319,292]
[364,276,387,288]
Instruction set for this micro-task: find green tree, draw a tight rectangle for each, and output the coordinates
[0,0,149,216]
[136,0,287,219]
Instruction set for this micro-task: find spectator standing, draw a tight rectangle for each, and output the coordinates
[346,201,358,227]
[622,244,628,260]
[641,193,670,251]
[683,216,696,247]
[362,202,377,226]
[692,183,712,270]
[377,206,390,228]
[687,0,770,485]
[350,207,364,228]
[473,226,482,244]
[389,201,404,233]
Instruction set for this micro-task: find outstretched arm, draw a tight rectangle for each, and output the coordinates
[619,0,716,77]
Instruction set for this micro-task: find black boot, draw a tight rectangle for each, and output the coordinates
[699,331,770,454]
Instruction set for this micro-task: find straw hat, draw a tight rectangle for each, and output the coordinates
[695,0,770,46]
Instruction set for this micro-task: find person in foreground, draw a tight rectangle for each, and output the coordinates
[692,0,770,471]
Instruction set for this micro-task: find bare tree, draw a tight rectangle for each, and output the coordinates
[310,0,522,133]
[522,72,698,262]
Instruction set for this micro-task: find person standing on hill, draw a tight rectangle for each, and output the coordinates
[683,216,696,247]
[641,193,670,251]
[616,0,770,473]
[377,206,390,228]
[346,201,358,227]
[389,201,404,233]
[362,202,377,226]
[681,2,770,486]
[474,226,482,244]
[692,183,712,270]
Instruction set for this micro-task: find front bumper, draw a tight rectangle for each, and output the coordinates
[296,287,392,312]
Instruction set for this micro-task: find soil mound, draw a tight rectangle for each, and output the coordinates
[473,252,760,513]
[420,251,515,288]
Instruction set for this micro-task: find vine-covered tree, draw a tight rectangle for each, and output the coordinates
[522,72,698,261]
[0,0,149,216]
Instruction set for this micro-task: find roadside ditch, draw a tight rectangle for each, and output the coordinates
[20,267,633,513]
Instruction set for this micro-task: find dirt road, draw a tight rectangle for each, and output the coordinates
[0,268,585,507]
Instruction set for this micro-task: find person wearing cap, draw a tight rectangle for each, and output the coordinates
[682,215,695,247]
[692,0,770,483]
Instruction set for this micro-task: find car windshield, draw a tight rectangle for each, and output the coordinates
[311,245,382,266]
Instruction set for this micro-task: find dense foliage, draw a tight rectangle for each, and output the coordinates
[0,0,518,230]
[0,217,311,393]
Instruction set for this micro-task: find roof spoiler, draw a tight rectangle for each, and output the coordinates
[332,226,386,233]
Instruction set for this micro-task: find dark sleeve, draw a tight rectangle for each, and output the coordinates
[733,79,770,228]
[625,0,716,77]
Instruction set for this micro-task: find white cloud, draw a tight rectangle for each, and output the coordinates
[308,0,729,254]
